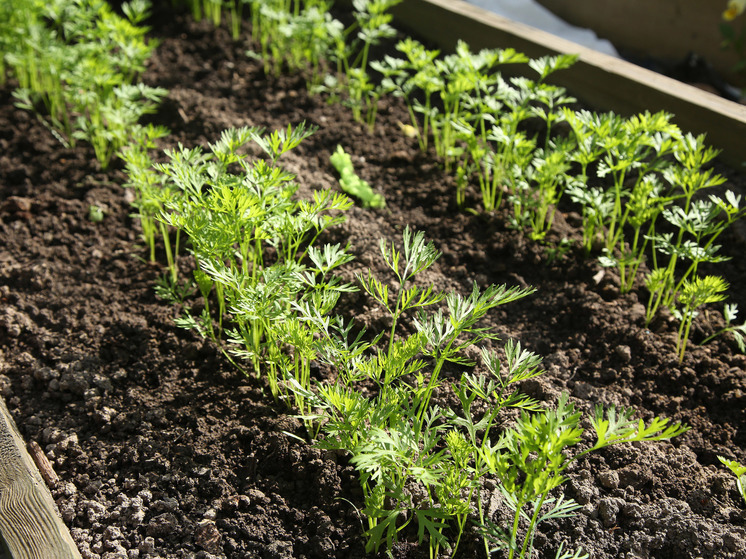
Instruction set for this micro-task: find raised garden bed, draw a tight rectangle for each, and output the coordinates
[1,1,746,558]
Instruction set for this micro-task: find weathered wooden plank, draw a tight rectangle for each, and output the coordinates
[390,0,746,168]
[536,0,746,87]
[0,397,81,559]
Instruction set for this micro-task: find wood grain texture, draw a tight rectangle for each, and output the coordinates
[390,0,746,167]
[0,397,81,559]
[536,0,746,86]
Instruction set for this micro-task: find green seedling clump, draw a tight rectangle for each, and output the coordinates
[1,0,167,169]
[88,205,105,223]
[127,123,356,406]
[231,0,746,361]
[286,227,688,558]
[245,0,342,87]
[330,145,385,208]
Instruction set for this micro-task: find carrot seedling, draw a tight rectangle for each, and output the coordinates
[701,303,746,352]
[719,456,746,505]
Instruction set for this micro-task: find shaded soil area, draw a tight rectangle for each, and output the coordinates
[2,5,746,559]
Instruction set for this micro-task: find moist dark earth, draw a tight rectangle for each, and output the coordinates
[2,4,746,559]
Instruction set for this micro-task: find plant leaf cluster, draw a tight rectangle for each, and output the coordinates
[244,0,342,84]
[330,145,385,208]
[130,123,357,409]
[1,0,167,169]
[284,227,688,558]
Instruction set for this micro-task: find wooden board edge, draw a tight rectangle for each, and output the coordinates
[390,0,746,169]
[0,397,82,559]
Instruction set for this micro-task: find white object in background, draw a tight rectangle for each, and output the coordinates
[464,0,620,57]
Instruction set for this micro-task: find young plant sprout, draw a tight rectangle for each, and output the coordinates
[507,142,573,241]
[88,205,105,223]
[480,393,687,559]
[288,227,539,556]
[645,187,742,325]
[719,456,746,505]
[245,0,342,86]
[121,123,176,265]
[374,38,443,152]
[672,275,729,362]
[701,303,746,352]
[336,0,403,126]
[330,145,385,208]
[299,0,403,127]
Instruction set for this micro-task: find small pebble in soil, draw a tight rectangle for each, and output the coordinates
[615,344,632,363]
[598,470,620,490]
[102,526,123,544]
[84,499,107,525]
[623,502,643,520]
[598,497,622,527]
[138,537,156,555]
[152,497,178,513]
[570,478,599,506]
[0,374,11,397]
[194,519,222,553]
[59,500,76,523]
[146,512,180,537]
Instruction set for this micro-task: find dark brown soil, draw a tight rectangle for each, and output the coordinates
[2,4,746,559]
